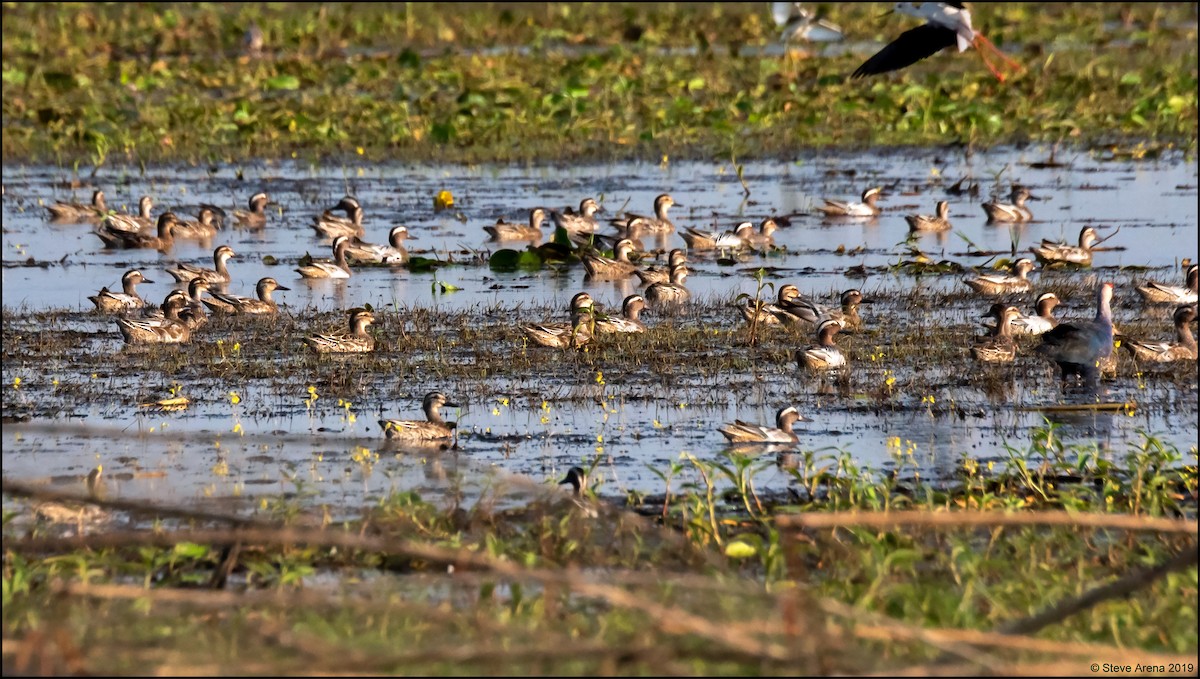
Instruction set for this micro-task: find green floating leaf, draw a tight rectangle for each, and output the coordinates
[533,241,574,263]
[261,255,278,265]
[435,281,462,293]
[407,256,443,272]
[489,249,543,272]
[724,540,757,559]
[265,75,300,91]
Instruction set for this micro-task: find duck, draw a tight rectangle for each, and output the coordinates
[1037,282,1116,386]
[379,391,460,441]
[95,211,177,250]
[46,189,108,222]
[740,284,806,327]
[177,280,211,330]
[522,292,595,349]
[905,200,952,232]
[971,304,1021,363]
[645,265,691,307]
[97,195,155,233]
[311,196,365,239]
[1136,263,1198,305]
[116,293,191,344]
[172,206,223,239]
[303,308,376,353]
[815,187,882,218]
[297,236,353,279]
[551,198,603,234]
[595,294,647,334]
[982,186,1036,223]
[681,221,755,251]
[609,193,680,234]
[797,318,847,371]
[777,288,867,330]
[88,269,153,313]
[1031,227,1100,266]
[33,466,109,528]
[558,466,589,496]
[634,249,688,286]
[582,238,638,279]
[166,245,236,284]
[345,226,410,265]
[718,405,805,444]
[963,258,1037,295]
[1122,305,1197,363]
[203,277,289,315]
[233,191,270,228]
[484,207,548,241]
[1011,292,1061,336]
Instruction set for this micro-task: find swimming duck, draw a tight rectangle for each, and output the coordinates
[609,193,680,234]
[963,258,1037,295]
[166,245,236,284]
[172,206,223,239]
[982,186,1036,223]
[95,211,177,250]
[88,269,153,313]
[311,196,365,239]
[97,196,155,233]
[1122,305,1197,363]
[558,466,589,496]
[971,304,1021,363]
[905,200,952,232]
[379,391,460,441]
[798,318,847,371]
[1136,263,1198,305]
[522,292,595,349]
[304,308,376,353]
[484,207,548,241]
[346,226,410,265]
[46,189,108,222]
[233,191,270,229]
[551,198,603,234]
[1011,292,1061,335]
[718,405,805,444]
[582,238,638,279]
[1037,282,1116,386]
[203,277,289,315]
[116,293,191,344]
[634,249,688,286]
[297,236,353,279]
[816,187,882,218]
[595,294,647,333]
[1031,227,1100,266]
[645,265,691,307]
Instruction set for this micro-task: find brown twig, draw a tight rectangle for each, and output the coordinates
[775,510,1198,534]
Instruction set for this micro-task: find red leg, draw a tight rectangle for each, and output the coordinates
[976,32,1024,72]
[972,35,1008,82]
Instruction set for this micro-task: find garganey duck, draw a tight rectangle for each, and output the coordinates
[963,258,1036,295]
[645,264,691,308]
[95,211,177,250]
[905,200,952,232]
[379,391,459,441]
[982,186,1036,223]
[346,226,410,265]
[203,277,289,315]
[166,245,236,284]
[234,191,270,229]
[311,196,365,240]
[634,249,687,286]
[33,465,109,529]
[304,308,376,353]
[719,405,806,444]
[297,236,353,279]
[740,284,806,327]
[1037,282,1116,387]
[1031,227,1099,266]
[797,318,847,371]
[172,206,223,239]
[1011,292,1061,336]
[522,292,595,349]
[609,193,680,234]
[485,207,548,241]
[1122,304,1197,363]
[46,189,108,222]
[559,466,589,495]
[1136,263,1198,305]
[551,198,603,234]
[682,221,754,251]
[89,269,153,313]
[971,303,1021,363]
[816,187,882,218]
[582,238,638,279]
[595,294,647,333]
[98,195,155,233]
[776,288,866,330]
[116,293,190,344]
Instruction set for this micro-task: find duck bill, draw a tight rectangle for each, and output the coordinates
[275,284,291,291]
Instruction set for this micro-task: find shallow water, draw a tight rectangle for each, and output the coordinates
[3,147,1197,515]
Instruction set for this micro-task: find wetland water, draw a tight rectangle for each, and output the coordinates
[2,147,1197,514]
